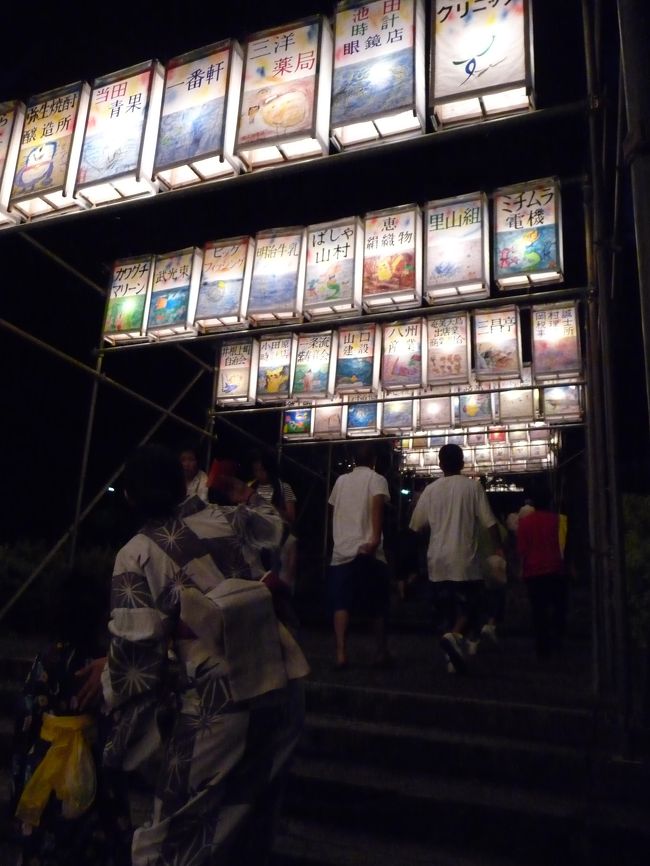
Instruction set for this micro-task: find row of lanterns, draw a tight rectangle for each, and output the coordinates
[102,178,563,345]
[0,0,534,226]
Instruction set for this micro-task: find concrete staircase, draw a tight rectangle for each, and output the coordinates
[1,613,649,866]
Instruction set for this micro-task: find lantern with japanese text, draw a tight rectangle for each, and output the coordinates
[283,407,315,439]
[291,330,337,398]
[146,247,202,340]
[497,365,537,422]
[194,236,254,333]
[314,401,345,438]
[304,216,364,319]
[335,322,381,394]
[382,395,415,433]
[494,177,563,289]
[531,301,581,382]
[75,61,164,206]
[418,395,452,430]
[426,311,471,385]
[362,203,422,311]
[542,384,582,422]
[473,306,522,380]
[256,333,297,403]
[345,396,380,436]
[381,318,423,390]
[430,0,534,128]
[424,192,489,302]
[247,227,307,325]
[0,101,25,226]
[331,0,426,148]
[102,255,154,345]
[215,337,258,405]
[235,16,333,169]
[154,40,244,188]
[9,83,90,219]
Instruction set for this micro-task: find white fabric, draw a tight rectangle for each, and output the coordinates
[186,469,209,502]
[254,480,296,505]
[328,466,390,565]
[409,474,496,583]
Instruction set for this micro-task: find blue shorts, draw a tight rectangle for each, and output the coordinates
[328,555,390,618]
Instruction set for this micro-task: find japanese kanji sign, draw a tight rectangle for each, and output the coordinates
[532,302,581,380]
[103,255,154,341]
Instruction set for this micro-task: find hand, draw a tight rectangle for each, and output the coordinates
[357,541,378,556]
[75,656,107,711]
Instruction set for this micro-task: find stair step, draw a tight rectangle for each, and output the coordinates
[304,680,598,749]
[301,713,590,794]
[270,815,538,866]
[285,754,650,865]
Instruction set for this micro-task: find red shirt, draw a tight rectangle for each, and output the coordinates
[517,510,565,579]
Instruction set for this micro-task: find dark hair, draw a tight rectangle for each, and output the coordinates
[123,444,187,519]
[352,442,377,468]
[439,443,464,473]
[250,450,284,509]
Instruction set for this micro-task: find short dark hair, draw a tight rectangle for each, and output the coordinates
[439,443,464,473]
[123,444,187,518]
[352,441,377,468]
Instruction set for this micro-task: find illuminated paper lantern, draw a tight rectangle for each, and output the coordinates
[382,395,415,433]
[0,101,25,226]
[235,15,333,169]
[488,427,507,443]
[304,216,364,319]
[146,247,202,340]
[542,384,582,422]
[331,0,426,148]
[458,392,494,426]
[291,331,337,398]
[345,396,380,436]
[257,333,297,403]
[9,83,90,219]
[473,306,522,380]
[362,203,422,311]
[247,227,306,325]
[75,61,164,206]
[314,401,344,438]
[102,255,154,345]
[154,40,243,188]
[424,192,489,302]
[335,322,381,394]
[498,365,536,422]
[382,319,423,390]
[426,311,471,385]
[215,337,259,405]
[532,301,581,382]
[283,406,315,439]
[419,395,452,429]
[194,236,254,333]
[494,177,563,289]
[403,450,423,469]
[430,0,534,128]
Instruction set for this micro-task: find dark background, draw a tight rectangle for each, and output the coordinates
[0,0,646,548]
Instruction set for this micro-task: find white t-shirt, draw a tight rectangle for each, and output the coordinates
[254,481,296,506]
[409,474,496,583]
[328,466,390,565]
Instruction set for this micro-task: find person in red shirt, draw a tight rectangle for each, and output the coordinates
[517,492,568,660]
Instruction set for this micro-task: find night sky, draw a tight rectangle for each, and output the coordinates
[0,0,645,547]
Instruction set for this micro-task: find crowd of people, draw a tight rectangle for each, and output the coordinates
[9,439,571,865]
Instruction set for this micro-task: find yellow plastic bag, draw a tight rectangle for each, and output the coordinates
[15,713,97,828]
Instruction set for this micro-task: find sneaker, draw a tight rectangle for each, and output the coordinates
[480,623,498,646]
[440,632,467,674]
[444,653,456,674]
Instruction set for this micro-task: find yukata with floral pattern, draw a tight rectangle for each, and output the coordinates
[101,493,309,866]
[11,640,131,866]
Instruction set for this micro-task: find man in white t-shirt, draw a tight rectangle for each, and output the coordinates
[328,442,391,670]
[409,444,502,673]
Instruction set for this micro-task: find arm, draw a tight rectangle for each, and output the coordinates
[221,478,284,552]
[409,488,428,533]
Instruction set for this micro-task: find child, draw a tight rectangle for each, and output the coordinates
[10,566,131,866]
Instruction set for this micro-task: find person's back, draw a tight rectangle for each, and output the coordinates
[411,473,493,583]
[518,509,564,578]
[330,464,388,564]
